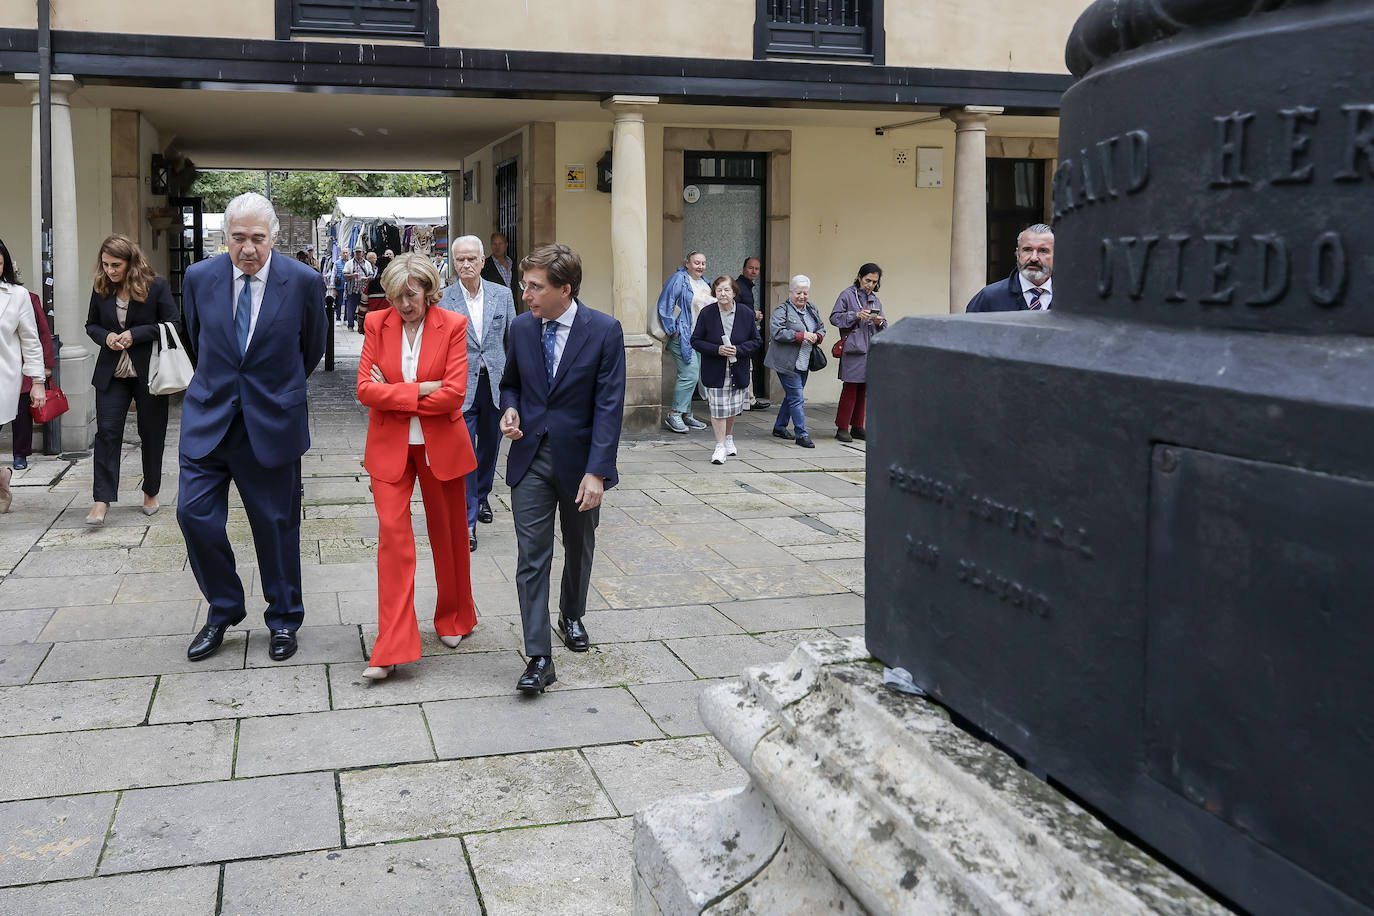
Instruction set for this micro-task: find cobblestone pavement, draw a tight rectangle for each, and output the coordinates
[0,324,867,914]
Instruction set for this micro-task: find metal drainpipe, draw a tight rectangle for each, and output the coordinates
[37,0,62,454]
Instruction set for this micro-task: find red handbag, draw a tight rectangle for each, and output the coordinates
[29,384,69,423]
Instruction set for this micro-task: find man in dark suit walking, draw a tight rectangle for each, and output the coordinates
[480,231,520,308]
[178,192,328,663]
[966,224,1055,313]
[499,243,625,693]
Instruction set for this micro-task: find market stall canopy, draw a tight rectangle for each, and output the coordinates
[331,196,447,225]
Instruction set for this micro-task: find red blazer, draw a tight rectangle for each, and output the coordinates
[357,304,477,483]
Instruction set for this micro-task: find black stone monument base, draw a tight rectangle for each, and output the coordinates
[867,312,1374,916]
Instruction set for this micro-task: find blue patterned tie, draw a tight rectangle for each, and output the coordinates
[236,274,253,356]
[542,319,558,384]
[1028,287,1045,310]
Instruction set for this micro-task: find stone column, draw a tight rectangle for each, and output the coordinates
[21,73,94,453]
[601,95,661,433]
[943,105,1003,314]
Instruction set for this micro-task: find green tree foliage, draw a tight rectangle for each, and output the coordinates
[190,171,448,218]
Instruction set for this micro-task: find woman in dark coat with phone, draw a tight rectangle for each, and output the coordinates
[691,276,761,465]
[84,234,180,525]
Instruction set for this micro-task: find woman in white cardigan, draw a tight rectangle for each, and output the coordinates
[0,237,47,513]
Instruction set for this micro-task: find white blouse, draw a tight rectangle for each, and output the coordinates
[401,323,425,446]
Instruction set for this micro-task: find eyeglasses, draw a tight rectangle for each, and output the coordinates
[519,280,548,293]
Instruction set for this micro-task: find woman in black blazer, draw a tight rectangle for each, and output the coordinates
[691,276,762,465]
[83,234,180,525]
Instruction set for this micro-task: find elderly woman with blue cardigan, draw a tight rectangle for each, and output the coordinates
[656,251,711,434]
[691,276,761,465]
[763,274,826,449]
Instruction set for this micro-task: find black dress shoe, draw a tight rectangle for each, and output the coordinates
[851,427,866,440]
[12,455,27,470]
[477,499,493,524]
[796,435,815,448]
[469,526,477,552]
[187,623,228,662]
[268,628,298,662]
[772,428,795,441]
[517,655,557,693]
[753,399,771,410]
[557,615,590,652]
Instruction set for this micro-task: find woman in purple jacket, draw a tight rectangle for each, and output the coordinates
[828,263,888,442]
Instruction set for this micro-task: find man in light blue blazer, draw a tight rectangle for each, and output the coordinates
[178,192,328,663]
[436,235,518,552]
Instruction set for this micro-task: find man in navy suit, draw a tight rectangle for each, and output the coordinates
[966,224,1055,313]
[435,234,518,552]
[179,192,328,663]
[499,243,625,693]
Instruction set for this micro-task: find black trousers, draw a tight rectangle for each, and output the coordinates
[511,436,599,656]
[751,322,771,398]
[93,376,169,503]
[11,391,34,458]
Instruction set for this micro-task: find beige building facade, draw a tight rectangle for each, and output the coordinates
[0,0,1079,444]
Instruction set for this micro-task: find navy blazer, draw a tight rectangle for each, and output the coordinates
[499,301,626,493]
[84,276,181,391]
[179,253,328,468]
[690,304,761,390]
[966,271,1037,313]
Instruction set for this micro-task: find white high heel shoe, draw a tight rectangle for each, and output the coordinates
[362,665,394,680]
[438,634,464,648]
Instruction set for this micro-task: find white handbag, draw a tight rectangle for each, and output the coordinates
[148,321,194,395]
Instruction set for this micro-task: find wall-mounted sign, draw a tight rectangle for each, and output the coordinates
[565,164,586,192]
[683,185,701,204]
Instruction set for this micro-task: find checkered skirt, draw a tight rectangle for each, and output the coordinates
[705,375,749,419]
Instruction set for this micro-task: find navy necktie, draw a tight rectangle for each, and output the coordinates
[542,320,558,383]
[1028,287,1046,310]
[236,274,253,356]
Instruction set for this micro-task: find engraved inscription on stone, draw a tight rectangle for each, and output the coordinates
[1053,103,1372,312]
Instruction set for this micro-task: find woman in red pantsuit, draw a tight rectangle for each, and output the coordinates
[357,253,478,680]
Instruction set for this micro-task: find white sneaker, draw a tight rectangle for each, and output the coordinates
[710,444,727,465]
[724,435,737,456]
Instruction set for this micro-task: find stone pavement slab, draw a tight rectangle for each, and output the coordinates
[0,721,234,802]
[235,705,436,777]
[340,749,617,844]
[0,608,52,645]
[666,630,829,679]
[33,632,247,681]
[329,649,524,708]
[578,604,743,642]
[0,677,154,736]
[592,571,732,609]
[583,736,747,816]
[0,865,220,914]
[36,599,200,642]
[0,575,122,611]
[0,642,50,685]
[0,793,117,887]
[425,686,661,758]
[628,678,733,738]
[716,593,866,632]
[244,624,364,667]
[704,565,848,601]
[544,641,697,690]
[220,838,481,915]
[101,772,340,874]
[466,817,634,916]
[149,665,331,724]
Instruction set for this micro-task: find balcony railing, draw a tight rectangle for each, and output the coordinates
[277,0,438,46]
[756,0,884,63]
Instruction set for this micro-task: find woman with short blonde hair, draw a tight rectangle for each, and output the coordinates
[356,250,478,681]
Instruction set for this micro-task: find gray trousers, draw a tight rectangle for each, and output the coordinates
[511,436,599,656]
